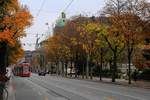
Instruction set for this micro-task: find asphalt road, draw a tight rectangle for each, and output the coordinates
[11,74,150,100]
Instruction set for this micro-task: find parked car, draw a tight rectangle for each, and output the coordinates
[38,71,46,76]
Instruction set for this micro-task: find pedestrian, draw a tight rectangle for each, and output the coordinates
[133,69,138,82]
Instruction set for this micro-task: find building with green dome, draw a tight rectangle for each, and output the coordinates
[53,12,67,35]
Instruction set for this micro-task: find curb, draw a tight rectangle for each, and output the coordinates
[76,78,150,90]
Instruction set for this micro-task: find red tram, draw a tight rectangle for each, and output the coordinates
[13,63,31,77]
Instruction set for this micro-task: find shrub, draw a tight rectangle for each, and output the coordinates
[138,68,150,80]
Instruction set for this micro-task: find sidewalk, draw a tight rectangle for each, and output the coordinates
[7,77,16,100]
[70,76,150,89]
[50,74,150,89]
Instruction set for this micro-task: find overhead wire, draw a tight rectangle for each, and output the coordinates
[30,0,46,48]
[36,0,46,17]
[63,0,74,13]
[24,0,75,48]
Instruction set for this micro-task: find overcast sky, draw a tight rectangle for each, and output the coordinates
[19,0,106,51]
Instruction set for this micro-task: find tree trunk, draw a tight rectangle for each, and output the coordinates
[99,48,103,81]
[90,62,93,80]
[128,46,133,84]
[70,61,73,78]
[0,42,7,100]
[128,53,131,84]
[0,42,7,75]
[50,63,53,74]
[65,62,68,77]
[99,64,102,81]
[74,52,78,78]
[112,49,117,82]
[56,62,59,76]
[86,54,89,79]
[82,62,85,79]
[61,62,64,77]
[74,60,77,78]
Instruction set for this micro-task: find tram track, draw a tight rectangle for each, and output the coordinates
[27,77,70,100]
[27,76,89,100]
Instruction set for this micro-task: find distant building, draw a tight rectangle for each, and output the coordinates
[17,50,32,64]
[53,12,67,35]
[24,50,32,64]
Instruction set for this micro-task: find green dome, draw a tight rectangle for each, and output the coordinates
[55,18,66,27]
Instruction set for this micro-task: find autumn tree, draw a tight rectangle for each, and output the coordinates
[97,20,125,82]
[0,0,32,75]
[78,21,107,80]
[46,15,91,78]
[46,35,61,75]
[62,16,89,78]
[103,0,150,84]
[8,41,24,64]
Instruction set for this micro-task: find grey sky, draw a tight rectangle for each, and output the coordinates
[19,0,106,50]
